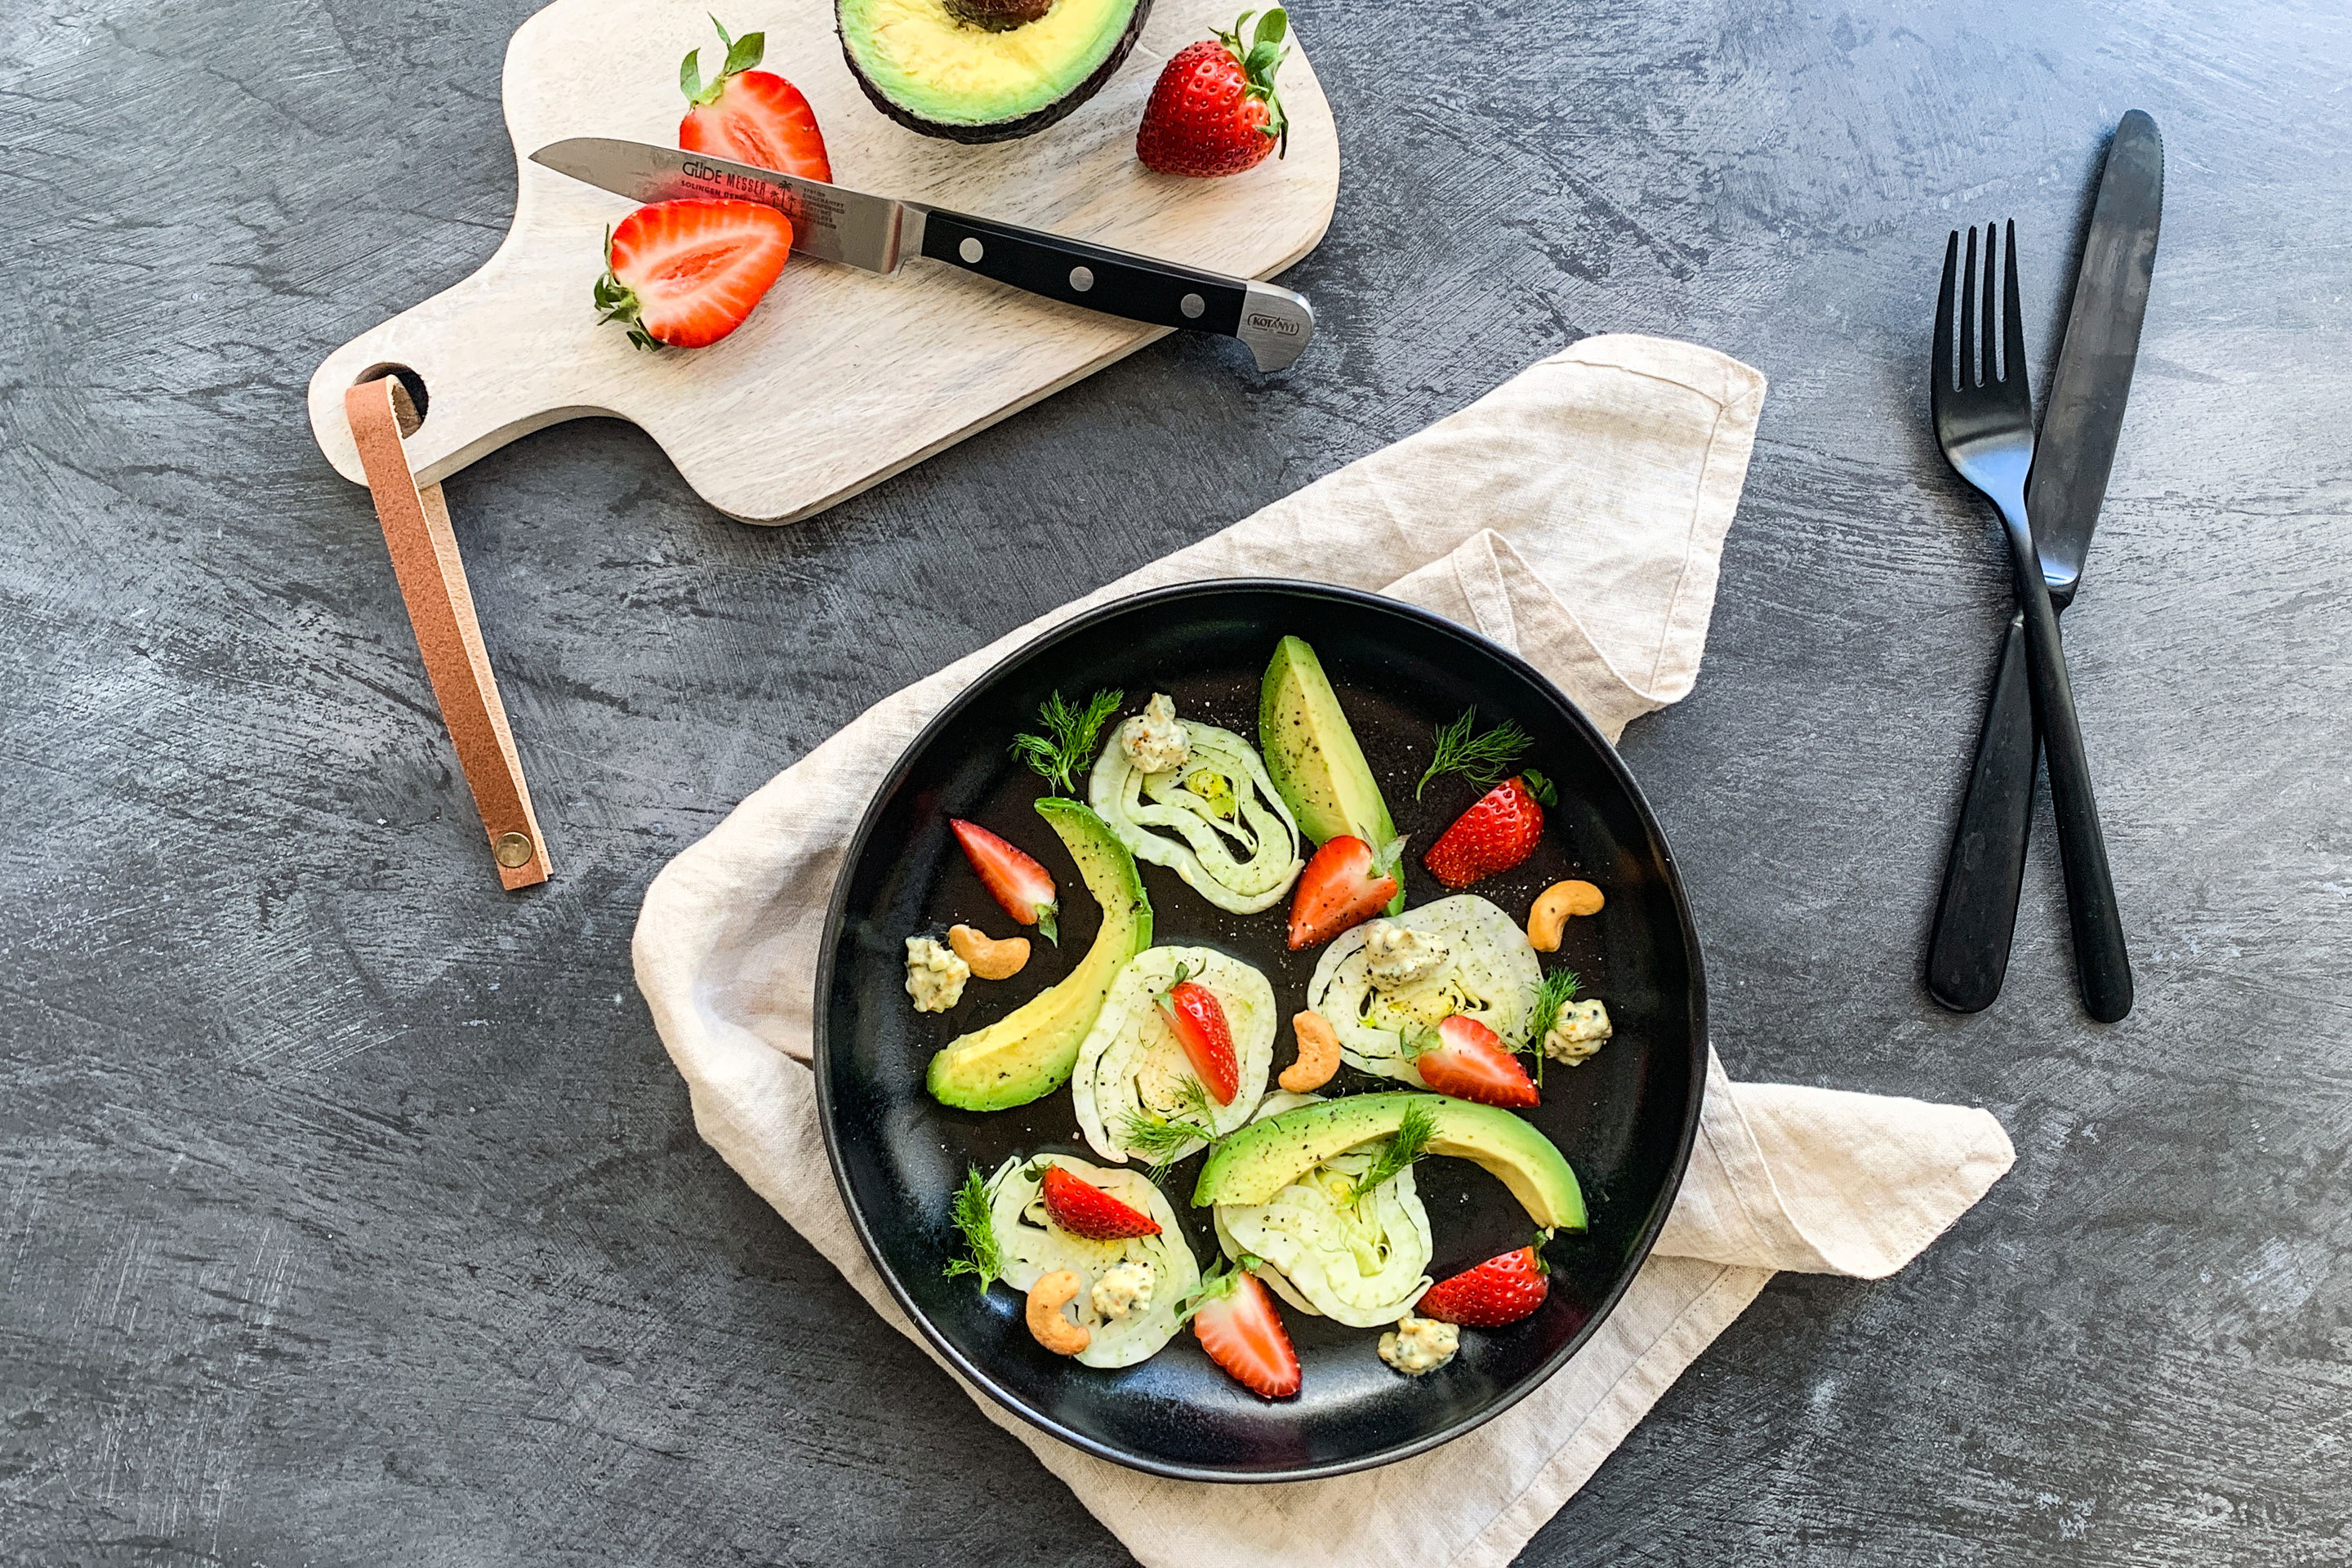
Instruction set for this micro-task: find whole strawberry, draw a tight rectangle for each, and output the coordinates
[1416,1239,1552,1328]
[1425,772,1555,889]
[1137,9,1290,177]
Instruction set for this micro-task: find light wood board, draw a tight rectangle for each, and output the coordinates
[305,0,1339,523]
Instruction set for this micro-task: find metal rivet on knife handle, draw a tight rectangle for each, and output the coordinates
[494,831,537,869]
[1181,292,1205,319]
[958,236,984,264]
[1068,265,1094,292]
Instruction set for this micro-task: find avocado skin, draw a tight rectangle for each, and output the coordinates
[1193,1091,1588,1232]
[925,798,1152,1111]
[836,0,1154,145]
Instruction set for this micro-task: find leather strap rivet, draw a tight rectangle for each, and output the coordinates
[493,831,536,869]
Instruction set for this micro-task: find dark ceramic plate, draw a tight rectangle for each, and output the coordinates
[813,580,1706,1481]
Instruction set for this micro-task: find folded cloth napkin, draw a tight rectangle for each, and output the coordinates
[632,335,2016,1568]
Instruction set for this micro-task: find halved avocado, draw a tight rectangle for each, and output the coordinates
[838,0,1152,144]
[926,798,1152,1111]
[1192,1091,1587,1232]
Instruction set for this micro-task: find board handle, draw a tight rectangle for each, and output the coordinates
[344,375,552,889]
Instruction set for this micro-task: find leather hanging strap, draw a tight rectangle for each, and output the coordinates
[345,375,551,889]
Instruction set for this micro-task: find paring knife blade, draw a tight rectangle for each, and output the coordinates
[528,136,1316,371]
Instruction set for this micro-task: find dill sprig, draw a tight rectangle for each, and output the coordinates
[1116,1078,1220,1181]
[1523,969,1581,1085]
[940,1165,1002,1294]
[1415,706,1531,800]
[1010,688,1124,793]
[1347,1099,1437,1207]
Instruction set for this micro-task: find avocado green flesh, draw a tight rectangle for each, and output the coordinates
[925,799,1152,1111]
[837,0,1147,140]
[1192,1091,1587,1232]
[1258,635,1405,914]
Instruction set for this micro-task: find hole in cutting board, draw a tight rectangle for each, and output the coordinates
[354,363,429,434]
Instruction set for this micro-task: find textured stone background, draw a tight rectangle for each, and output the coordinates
[5,0,2350,1562]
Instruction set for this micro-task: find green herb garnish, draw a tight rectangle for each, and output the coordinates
[1523,968,1581,1085]
[941,1165,1002,1293]
[1347,1099,1436,1207]
[1010,688,1123,794]
[1415,707,1530,800]
[1116,1077,1220,1181]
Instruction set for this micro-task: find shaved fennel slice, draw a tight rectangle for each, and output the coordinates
[1211,1120,1432,1329]
[1089,721,1303,914]
[1307,894,1543,1085]
[1071,947,1276,1165]
[985,1153,1199,1370]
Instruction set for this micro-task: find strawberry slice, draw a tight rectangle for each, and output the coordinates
[1424,773,1555,889]
[1417,1239,1551,1327]
[1038,1165,1161,1240]
[1186,1256,1300,1398]
[678,18,832,180]
[1406,1015,1539,1108]
[595,199,792,350]
[1160,966,1241,1104]
[1287,835,1403,950]
[949,819,1059,943]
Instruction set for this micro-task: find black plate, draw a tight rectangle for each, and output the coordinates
[813,581,1707,1481]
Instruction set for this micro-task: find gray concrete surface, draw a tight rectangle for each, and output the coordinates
[6,0,2350,1562]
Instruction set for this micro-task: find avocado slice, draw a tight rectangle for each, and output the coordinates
[1192,1091,1586,1232]
[1259,635,1405,912]
[926,798,1152,1111]
[837,0,1152,144]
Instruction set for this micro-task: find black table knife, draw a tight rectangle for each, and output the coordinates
[530,136,1316,372]
[1927,110,2163,1019]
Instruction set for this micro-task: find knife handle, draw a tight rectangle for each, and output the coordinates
[915,208,1315,372]
[1927,609,2037,1012]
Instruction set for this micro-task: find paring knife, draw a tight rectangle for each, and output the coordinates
[1927,110,2163,1019]
[529,136,1317,372]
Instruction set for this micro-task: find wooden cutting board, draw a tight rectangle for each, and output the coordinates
[305,0,1339,523]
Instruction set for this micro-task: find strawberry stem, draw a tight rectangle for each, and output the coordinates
[680,15,766,107]
[1214,8,1290,157]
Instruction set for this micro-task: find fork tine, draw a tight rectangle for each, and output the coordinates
[1933,230,1958,397]
[2000,217,2026,391]
[1959,225,1980,388]
[1981,222,2001,387]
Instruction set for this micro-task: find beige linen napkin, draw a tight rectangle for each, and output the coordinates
[632,335,2016,1568]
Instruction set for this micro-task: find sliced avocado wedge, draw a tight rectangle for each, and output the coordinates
[837,0,1152,144]
[1259,635,1405,913]
[1192,1091,1586,1232]
[926,798,1152,1111]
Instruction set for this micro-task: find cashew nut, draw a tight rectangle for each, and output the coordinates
[1527,880,1605,951]
[950,923,1030,981]
[1025,1270,1090,1356]
[1280,1010,1342,1094]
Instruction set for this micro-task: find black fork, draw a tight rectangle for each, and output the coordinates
[1930,222,2132,1022]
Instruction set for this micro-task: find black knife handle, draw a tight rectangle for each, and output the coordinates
[915,207,1314,371]
[1927,609,2038,1012]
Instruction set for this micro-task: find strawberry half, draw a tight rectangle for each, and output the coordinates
[1417,1239,1551,1328]
[1136,9,1291,178]
[1160,966,1241,1104]
[1186,1256,1300,1398]
[1039,1165,1161,1240]
[949,819,1059,943]
[678,17,832,180]
[1287,835,1403,950]
[594,199,792,350]
[1406,1015,1539,1109]
[1424,772,1555,889]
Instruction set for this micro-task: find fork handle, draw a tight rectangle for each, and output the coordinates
[2000,501,2134,1021]
[1927,608,2037,1012]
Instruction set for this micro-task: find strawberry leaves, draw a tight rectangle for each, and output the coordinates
[681,15,767,107]
[1214,9,1291,155]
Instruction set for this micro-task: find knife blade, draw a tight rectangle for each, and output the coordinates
[1927,109,2163,1018]
[529,136,1316,372]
